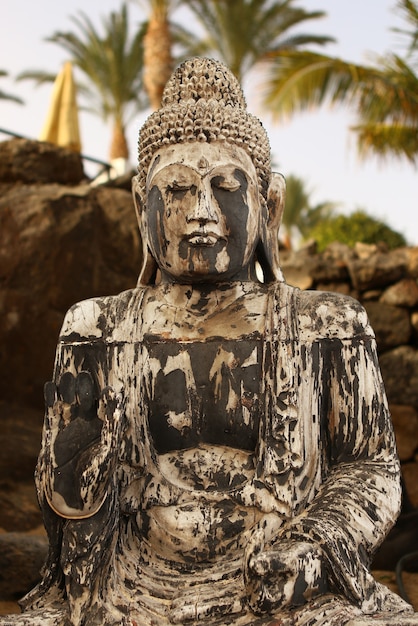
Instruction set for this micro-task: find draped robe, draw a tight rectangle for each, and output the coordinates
[5,281,415,626]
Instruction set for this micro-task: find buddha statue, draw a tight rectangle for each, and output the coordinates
[2,57,418,626]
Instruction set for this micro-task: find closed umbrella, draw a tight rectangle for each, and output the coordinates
[39,61,81,152]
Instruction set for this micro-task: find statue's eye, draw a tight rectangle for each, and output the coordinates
[167,183,194,197]
[212,176,241,192]
[168,183,192,192]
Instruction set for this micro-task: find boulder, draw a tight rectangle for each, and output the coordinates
[0,139,85,185]
[0,179,142,408]
[347,249,408,292]
[381,279,418,308]
[380,347,418,409]
[0,533,47,601]
[363,301,411,352]
[390,405,418,462]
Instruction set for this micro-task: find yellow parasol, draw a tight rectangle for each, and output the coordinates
[39,61,81,152]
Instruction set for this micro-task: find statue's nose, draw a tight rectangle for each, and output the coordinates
[186,184,219,224]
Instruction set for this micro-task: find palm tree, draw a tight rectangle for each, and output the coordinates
[184,0,334,82]
[19,4,147,161]
[264,0,418,163]
[0,70,23,104]
[139,0,176,110]
[282,174,337,248]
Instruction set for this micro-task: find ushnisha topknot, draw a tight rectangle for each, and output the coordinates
[137,57,271,209]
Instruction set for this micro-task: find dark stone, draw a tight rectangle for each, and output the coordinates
[0,533,48,600]
[348,250,408,292]
[0,139,85,185]
[381,279,418,308]
[0,182,142,408]
[380,347,418,409]
[363,301,411,352]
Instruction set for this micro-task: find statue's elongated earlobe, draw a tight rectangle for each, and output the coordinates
[132,175,158,285]
[267,172,286,230]
[258,172,286,283]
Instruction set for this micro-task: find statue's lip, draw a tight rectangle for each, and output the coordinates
[185,231,224,246]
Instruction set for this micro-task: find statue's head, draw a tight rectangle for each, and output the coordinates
[133,57,285,285]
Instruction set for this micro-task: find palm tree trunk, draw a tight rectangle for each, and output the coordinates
[143,1,174,110]
[110,118,129,161]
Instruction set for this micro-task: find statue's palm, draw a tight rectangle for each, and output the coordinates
[41,371,123,518]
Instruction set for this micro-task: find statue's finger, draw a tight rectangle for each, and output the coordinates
[58,371,76,404]
[44,381,57,408]
[76,371,96,412]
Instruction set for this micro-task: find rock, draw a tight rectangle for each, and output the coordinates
[0,182,142,408]
[0,484,42,533]
[281,249,314,290]
[0,532,48,600]
[381,279,418,308]
[0,402,44,532]
[0,402,42,481]
[362,289,383,301]
[404,247,418,279]
[402,462,418,509]
[315,282,354,297]
[372,509,418,571]
[280,243,350,290]
[390,405,418,461]
[363,301,411,352]
[354,242,380,259]
[380,347,418,408]
[347,249,408,292]
[412,312,418,336]
[0,139,85,185]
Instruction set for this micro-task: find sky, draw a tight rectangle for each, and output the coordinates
[1,0,417,244]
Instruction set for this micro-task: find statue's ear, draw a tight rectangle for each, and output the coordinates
[267,172,286,230]
[258,172,286,282]
[131,175,158,285]
[132,174,144,225]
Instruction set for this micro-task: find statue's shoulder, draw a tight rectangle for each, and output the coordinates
[59,287,145,342]
[282,285,373,341]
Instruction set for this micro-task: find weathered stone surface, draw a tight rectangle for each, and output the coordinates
[0,181,142,408]
[0,139,85,185]
[281,248,314,289]
[402,462,418,509]
[380,347,418,408]
[381,279,418,308]
[0,403,42,482]
[390,405,418,461]
[0,533,47,600]
[348,249,408,292]
[0,402,43,533]
[405,247,418,279]
[315,281,354,297]
[363,301,411,352]
[281,241,351,289]
[412,312,418,335]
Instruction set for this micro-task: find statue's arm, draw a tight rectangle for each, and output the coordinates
[35,299,125,520]
[246,293,402,613]
[272,330,401,608]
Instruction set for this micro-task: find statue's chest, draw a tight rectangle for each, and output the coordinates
[142,336,262,454]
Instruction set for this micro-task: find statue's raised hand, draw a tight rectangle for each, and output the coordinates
[244,530,327,614]
[42,371,124,519]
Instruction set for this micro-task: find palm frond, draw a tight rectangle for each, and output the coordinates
[355,122,418,163]
[264,51,369,117]
[186,0,334,81]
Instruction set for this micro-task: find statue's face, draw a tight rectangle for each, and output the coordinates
[146,142,261,283]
